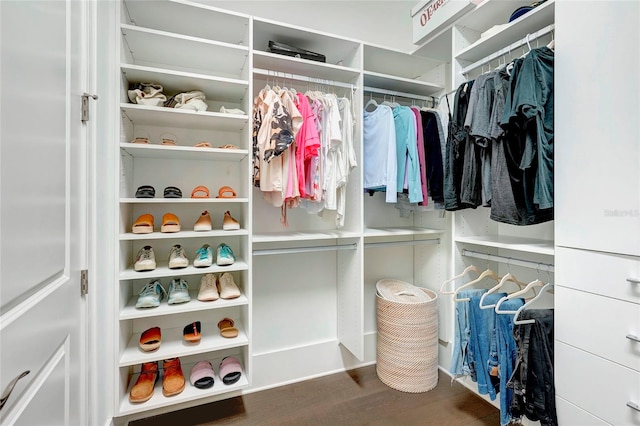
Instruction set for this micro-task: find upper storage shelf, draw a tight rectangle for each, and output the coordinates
[363,44,441,80]
[455,0,555,62]
[122,0,250,46]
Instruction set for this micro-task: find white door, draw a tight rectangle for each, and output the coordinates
[0,1,87,425]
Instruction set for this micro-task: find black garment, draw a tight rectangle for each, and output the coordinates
[444,80,474,211]
[508,309,557,426]
[421,110,445,203]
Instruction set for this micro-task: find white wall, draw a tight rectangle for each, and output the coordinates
[196,0,418,52]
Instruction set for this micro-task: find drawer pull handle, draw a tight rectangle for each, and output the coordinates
[0,370,30,411]
[627,401,640,412]
[627,278,640,284]
[627,334,640,343]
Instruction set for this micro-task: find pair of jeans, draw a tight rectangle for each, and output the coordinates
[508,309,557,426]
[449,289,486,381]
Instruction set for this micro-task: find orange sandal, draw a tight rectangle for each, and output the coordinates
[161,213,181,233]
[194,142,212,148]
[216,186,237,198]
[218,144,239,150]
[217,317,238,338]
[191,185,210,198]
[132,213,154,234]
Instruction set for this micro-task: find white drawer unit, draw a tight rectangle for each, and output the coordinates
[555,341,640,426]
[556,396,611,426]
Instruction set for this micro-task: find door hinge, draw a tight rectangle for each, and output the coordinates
[81,93,98,123]
[81,269,89,296]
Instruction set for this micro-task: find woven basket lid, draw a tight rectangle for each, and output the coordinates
[376,279,433,304]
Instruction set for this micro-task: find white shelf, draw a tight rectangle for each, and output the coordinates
[120,64,248,104]
[122,0,250,46]
[120,260,249,281]
[363,44,442,79]
[120,143,249,161]
[120,323,248,367]
[120,104,248,132]
[363,71,443,97]
[121,24,249,79]
[456,0,533,33]
[455,235,554,256]
[456,0,555,62]
[364,227,445,238]
[253,51,360,84]
[120,197,249,204]
[119,358,248,417]
[120,229,249,242]
[120,291,249,321]
[252,230,361,244]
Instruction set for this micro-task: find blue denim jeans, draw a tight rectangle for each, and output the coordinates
[449,289,486,380]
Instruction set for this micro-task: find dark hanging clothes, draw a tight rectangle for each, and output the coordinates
[421,110,445,204]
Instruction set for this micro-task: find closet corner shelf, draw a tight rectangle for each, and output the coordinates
[362,44,442,81]
[119,324,248,367]
[119,198,249,205]
[455,0,532,33]
[252,51,360,83]
[455,0,555,62]
[120,64,249,104]
[119,229,249,242]
[455,235,554,256]
[364,227,444,238]
[120,291,249,321]
[120,142,249,162]
[252,230,361,244]
[363,71,443,97]
[119,261,249,281]
[119,360,248,417]
[120,104,248,131]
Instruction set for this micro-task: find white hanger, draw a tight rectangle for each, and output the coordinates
[452,268,501,302]
[439,264,481,294]
[364,96,378,112]
[513,283,554,325]
[478,271,526,310]
[494,278,545,314]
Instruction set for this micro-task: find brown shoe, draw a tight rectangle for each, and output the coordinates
[129,361,158,403]
[194,211,212,231]
[222,211,240,230]
[162,358,185,397]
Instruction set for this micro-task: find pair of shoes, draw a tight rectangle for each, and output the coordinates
[191,243,236,267]
[128,358,187,402]
[135,278,190,308]
[134,185,182,199]
[216,243,236,266]
[183,321,201,343]
[133,245,190,271]
[217,317,238,338]
[189,357,242,390]
[197,272,241,301]
[194,211,240,231]
[131,213,181,234]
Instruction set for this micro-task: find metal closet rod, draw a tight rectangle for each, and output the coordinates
[462,23,555,75]
[364,238,440,248]
[253,243,357,256]
[461,249,554,272]
[253,68,355,90]
[363,85,438,104]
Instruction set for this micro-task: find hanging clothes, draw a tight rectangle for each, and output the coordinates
[363,103,398,203]
[393,106,422,204]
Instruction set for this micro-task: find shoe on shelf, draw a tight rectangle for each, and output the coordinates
[161,212,180,233]
[162,358,185,397]
[194,211,212,231]
[139,327,161,352]
[168,244,188,269]
[134,246,156,272]
[193,244,213,268]
[217,317,238,338]
[223,211,240,231]
[132,213,154,234]
[218,272,241,299]
[136,280,166,308]
[216,243,236,266]
[198,273,219,301]
[190,360,215,389]
[129,361,159,403]
[167,278,191,305]
[219,356,242,385]
[183,321,201,343]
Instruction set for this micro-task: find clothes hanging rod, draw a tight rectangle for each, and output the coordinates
[364,238,440,249]
[462,23,555,75]
[253,243,357,256]
[253,68,355,90]
[461,249,554,272]
[363,86,438,104]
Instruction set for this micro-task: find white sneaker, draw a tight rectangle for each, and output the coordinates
[218,272,241,299]
[216,243,236,266]
[167,278,191,305]
[197,273,219,301]
[193,244,213,268]
[168,244,189,269]
[134,245,156,271]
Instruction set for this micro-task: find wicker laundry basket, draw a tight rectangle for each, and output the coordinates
[375,279,438,393]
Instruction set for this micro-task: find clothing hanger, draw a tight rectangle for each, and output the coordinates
[439,264,481,295]
[478,270,526,310]
[494,278,544,314]
[513,283,554,325]
[452,268,501,302]
[547,29,555,50]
